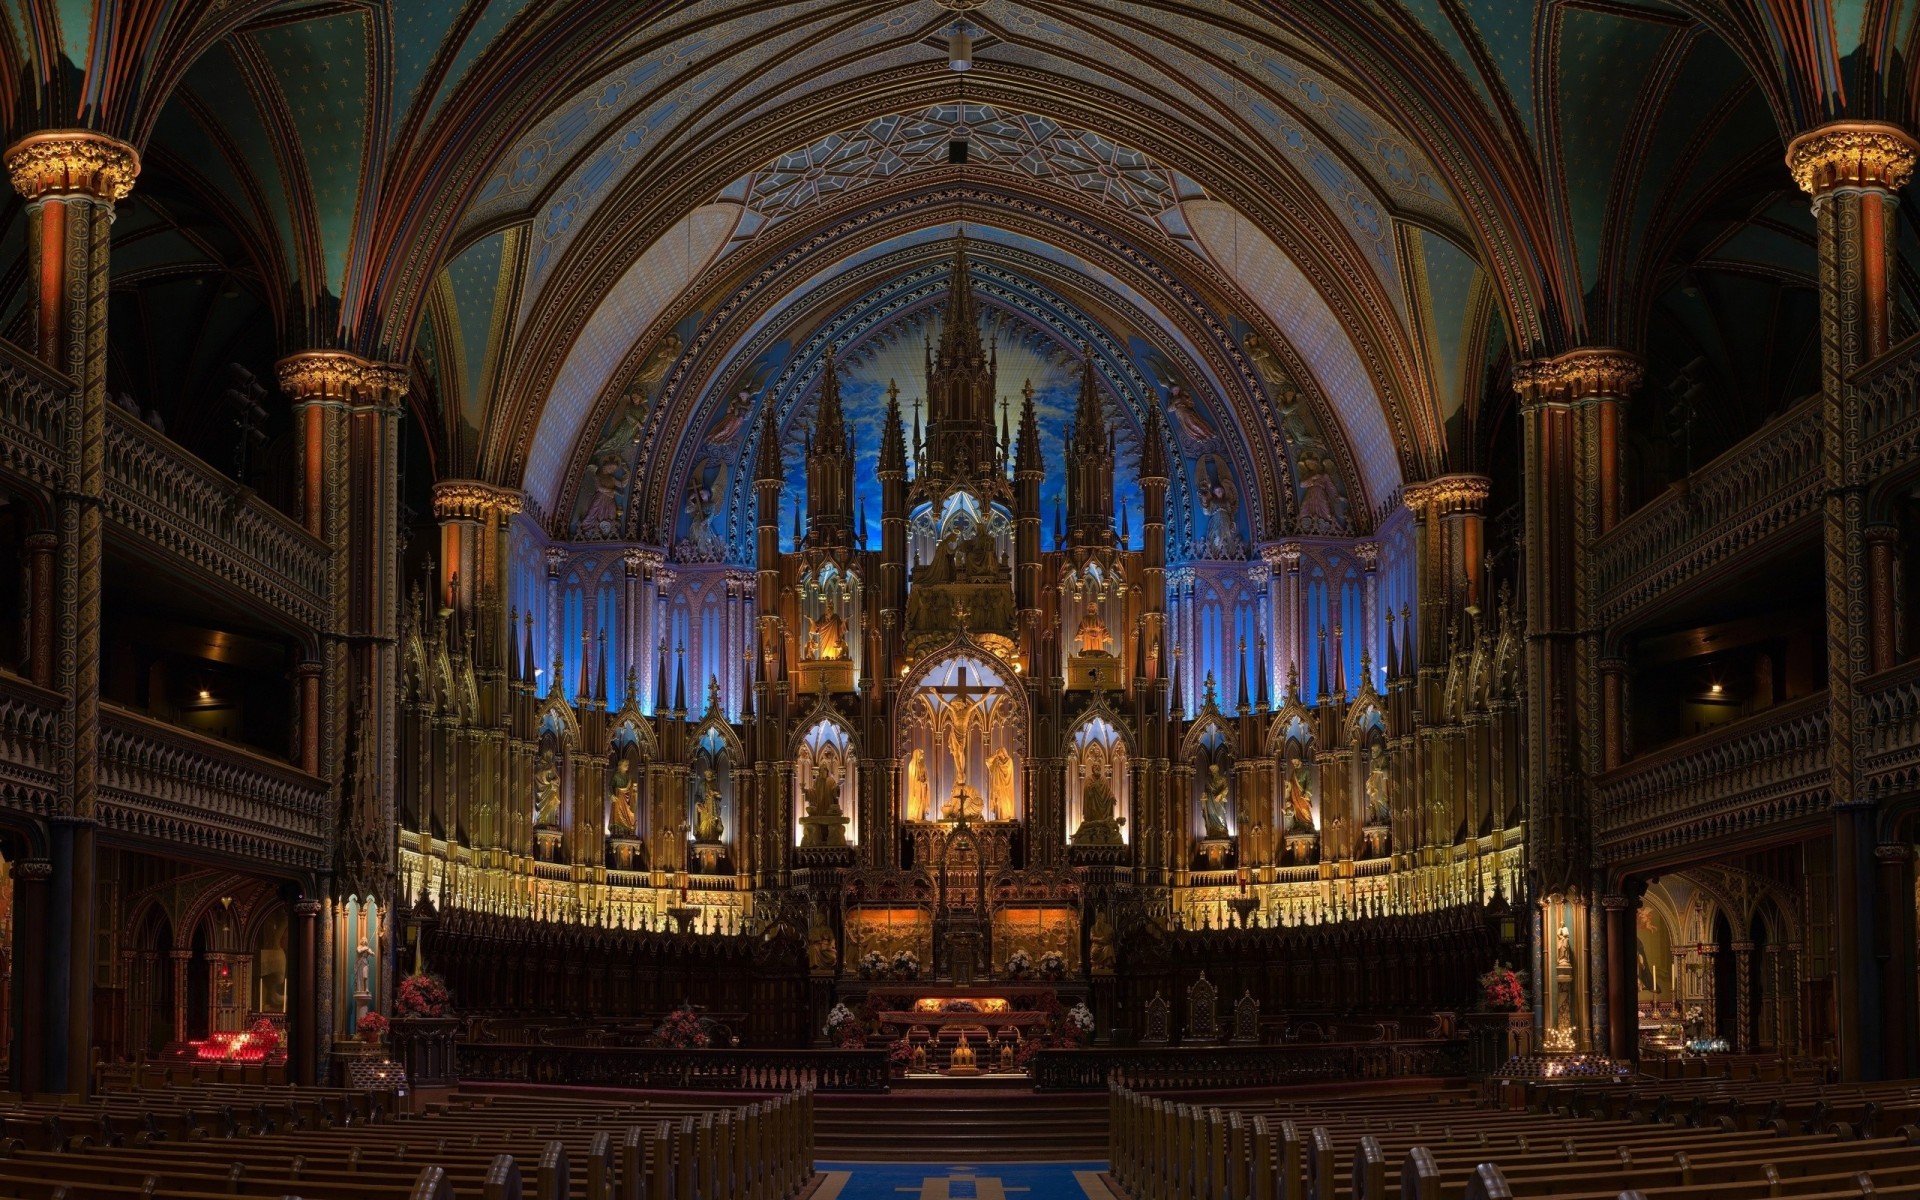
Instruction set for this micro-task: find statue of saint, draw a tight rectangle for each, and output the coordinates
[808,600,847,661]
[1076,600,1112,656]
[691,766,725,843]
[1555,925,1573,971]
[533,748,562,827]
[1285,755,1314,833]
[807,906,838,974]
[353,942,373,996]
[804,761,842,818]
[1088,908,1117,975]
[1364,753,1390,824]
[986,749,1014,822]
[905,749,931,821]
[1201,761,1232,840]
[1073,751,1125,846]
[609,747,640,836]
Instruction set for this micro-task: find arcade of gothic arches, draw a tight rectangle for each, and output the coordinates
[0,0,1913,1104]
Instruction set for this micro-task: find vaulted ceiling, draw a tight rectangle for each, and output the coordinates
[0,0,1910,538]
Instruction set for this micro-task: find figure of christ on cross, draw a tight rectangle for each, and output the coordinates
[927,663,997,821]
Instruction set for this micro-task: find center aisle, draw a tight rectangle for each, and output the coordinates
[813,1161,1117,1198]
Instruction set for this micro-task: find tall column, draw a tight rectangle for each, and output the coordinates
[169,949,192,1042]
[1876,844,1916,1077]
[291,900,320,1086]
[1402,475,1492,670]
[1731,941,1753,1052]
[1787,120,1919,1081]
[1513,351,1639,909]
[1599,659,1629,771]
[294,662,324,776]
[1602,891,1637,1061]
[277,353,409,1018]
[1866,526,1901,673]
[10,861,48,1092]
[6,130,139,1096]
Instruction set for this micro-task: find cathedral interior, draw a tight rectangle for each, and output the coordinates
[2,1,1920,1175]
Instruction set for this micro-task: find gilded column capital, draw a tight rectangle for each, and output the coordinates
[1599,893,1631,910]
[276,350,410,408]
[1401,474,1491,516]
[624,547,663,576]
[1512,348,1642,408]
[5,130,139,204]
[1786,120,1919,197]
[292,899,324,917]
[1260,542,1302,570]
[431,480,524,522]
[12,860,51,884]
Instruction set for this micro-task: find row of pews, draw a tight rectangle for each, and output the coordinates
[0,1081,815,1199]
[1109,1075,1920,1199]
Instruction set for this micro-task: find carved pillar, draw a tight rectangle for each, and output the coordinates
[1513,351,1639,920]
[1602,892,1637,1061]
[1402,475,1492,667]
[6,130,138,1096]
[1731,941,1754,1052]
[169,949,192,1043]
[1788,120,1919,1081]
[23,531,54,688]
[1866,525,1902,673]
[1876,843,1916,1077]
[293,662,324,776]
[1699,946,1717,1037]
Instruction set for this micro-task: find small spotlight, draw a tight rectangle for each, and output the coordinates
[1709,683,1722,695]
[198,689,211,701]
[948,22,972,71]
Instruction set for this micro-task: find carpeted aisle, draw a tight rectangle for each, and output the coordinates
[812,1161,1117,1198]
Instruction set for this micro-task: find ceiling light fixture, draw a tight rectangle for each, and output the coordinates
[948,22,973,71]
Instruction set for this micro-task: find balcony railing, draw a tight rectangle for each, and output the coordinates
[1592,398,1823,627]
[1863,658,1920,799]
[0,671,59,813]
[98,704,328,872]
[1858,330,1920,476]
[1594,692,1830,862]
[104,407,330,630]
[0,338,330,631]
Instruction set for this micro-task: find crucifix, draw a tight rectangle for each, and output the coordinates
[926,663,996,820]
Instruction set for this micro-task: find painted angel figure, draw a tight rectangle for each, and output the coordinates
[1194,454,1245,557]
[680,460,729,559]
[707,390,755,446]
[1166,383,1216,446]
[577,453,627,538]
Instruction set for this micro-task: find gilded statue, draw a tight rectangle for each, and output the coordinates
[807,599,848,661]
[1285,755,1314,833]
[1364,752,1390,825]
[1088,908,1117,975]
[533,748,562,827]
[691,766,725,843]
[609,747,640,836]
[1201,761,1232,840]
[807,906,838,974]
[1076,600,1112,656]
[804,761,842,818]
[1073,752,1124,845]
[905,748,931,821]
[986,749,1014,822]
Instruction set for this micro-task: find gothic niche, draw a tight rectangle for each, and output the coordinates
[687,725,735,874]
[898,653,1024,869]
[796,561,860,695]
[1272,716,1320,865]
[1068,715,1128,846]
[906,494,1016,656]
[607,724,649,871]
[1188,717,1235,869]
[795,718,856,849]
[1356,716,1391,860]
[532,709,571,863]
[1064,562,1124,692]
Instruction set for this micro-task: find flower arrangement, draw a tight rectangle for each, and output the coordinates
[1005,949,1034,979]
[1066,1002,1095,1040]
[858,951,887,979]
[890,949,921,980]
[888,1037,915,1070]
[826,1002,866,1048]
[395,972,450,1019]
[356,1011,389,1043]
[651,1004,712,1049]
[1478,963,1527,1012]
[1038,950,1068,981]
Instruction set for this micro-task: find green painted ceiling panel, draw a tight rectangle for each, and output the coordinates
[1558,9,1672,291]
[181,45,299,291]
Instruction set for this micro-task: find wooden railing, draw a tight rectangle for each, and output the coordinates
[1027,1040,1467,1091]
[98,703,328,872]
[456,1043,893,1093]
[0,339,68,489]
[1859,329,1920,477]
[104,405,330,629]
[1593,693,1830,863]
[1591,397,1822,627]
[1864,656,1920,799]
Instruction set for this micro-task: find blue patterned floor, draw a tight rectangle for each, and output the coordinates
[813,1161,1113,1198]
